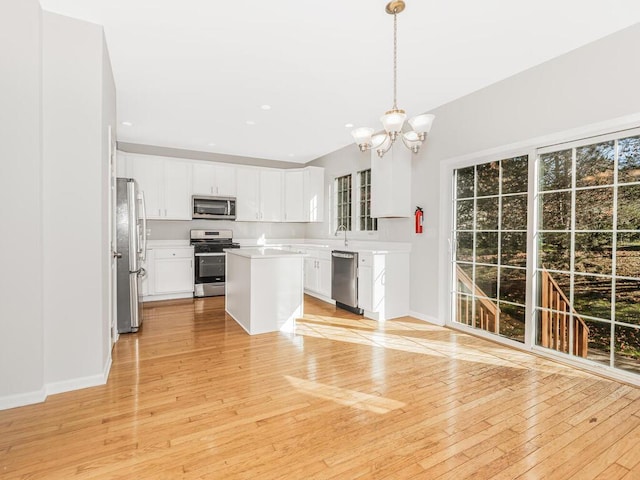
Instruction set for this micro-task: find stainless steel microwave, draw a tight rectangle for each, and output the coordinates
[192,196,236,220]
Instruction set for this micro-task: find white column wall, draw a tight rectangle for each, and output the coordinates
[0,0,45,407]
[42,12,112,389]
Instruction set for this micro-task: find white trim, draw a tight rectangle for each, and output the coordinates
[408,311,444,326]
[143,292,194,302]
[0,388,47,411]
[440,113,640,169]
[0,357,113,410]
[45,356,112,396]
[304,290,334,305]
[531,346,640,387]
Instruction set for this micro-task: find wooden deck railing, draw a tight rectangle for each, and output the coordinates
[456,266,499,334]
[540,269,589,357]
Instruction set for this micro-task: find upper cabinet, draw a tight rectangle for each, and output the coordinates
[192,163,237,197]
[284,170,304,222]
[236,167,283,222]
[284,166,324,223]
[119,151,324,224]
[123,153,192,220]
[371,144,411,218]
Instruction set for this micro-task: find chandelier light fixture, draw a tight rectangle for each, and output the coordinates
[351,0,435,158]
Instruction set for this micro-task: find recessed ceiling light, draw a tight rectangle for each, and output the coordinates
[246,120,256,125]
[207,142,216,147]
[288,153,295,157]
[344,123,354,128]
[260,105,272,110]
[121,121,133,127]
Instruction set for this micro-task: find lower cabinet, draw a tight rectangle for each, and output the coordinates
[303,249,331,299]
[357,251,410,321]
[143,246,194,301]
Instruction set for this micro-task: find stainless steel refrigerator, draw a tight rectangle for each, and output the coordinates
[116,177,147,333]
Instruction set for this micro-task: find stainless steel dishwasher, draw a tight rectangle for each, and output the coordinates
[331,251,363,315]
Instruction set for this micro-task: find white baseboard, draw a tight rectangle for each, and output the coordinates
[0,387,47,411]
[304,291,335,305]
[408,310,444,326]
[143,292,193,302]
[46,356,112,396]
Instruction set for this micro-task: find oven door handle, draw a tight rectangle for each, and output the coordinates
[195,252,227,257]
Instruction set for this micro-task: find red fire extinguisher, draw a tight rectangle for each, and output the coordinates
[415,206,424,234]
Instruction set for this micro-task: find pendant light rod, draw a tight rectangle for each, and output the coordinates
[351,0,435,158]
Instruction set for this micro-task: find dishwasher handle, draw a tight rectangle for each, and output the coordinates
[332,251,355,259]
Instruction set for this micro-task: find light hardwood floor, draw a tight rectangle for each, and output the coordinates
[1,296,639,479]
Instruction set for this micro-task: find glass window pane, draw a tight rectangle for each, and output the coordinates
[501,194,527,230]
[498,303,525,343]
[539,191,571,230]
[501,232,527,267]
[456,200,474,230]
[476,162,500,197]
[540,150,572,191]
[575,187,613,230]
[614,278,640,326]
[616,233,640,279]
[575,141,615,187]
[536,308,573,355]
[613,324,640,374]
[501,156,528,194]
[474,297,498,332]
[457,166,475,199]
[573,274,612,321]
[455,263,474,295]
[538,232,570,271]
[499,267,526,305]
[618,135,640,184]
[574,232,613,275]
[456,232,474,262]
[585,318,611,367]
[476,197,499,230]
[617,185,640,231]
[475,265,498,299]
[476,232,498,264]
[455,293,474,325]
[538,271,571,313]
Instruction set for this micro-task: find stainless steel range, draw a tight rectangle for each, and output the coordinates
[191,229,240,297]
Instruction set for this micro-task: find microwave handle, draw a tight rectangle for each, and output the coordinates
[227,199,231,214]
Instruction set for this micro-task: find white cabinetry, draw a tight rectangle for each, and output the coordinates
[125,153,192,220]
[192,163,237,197]
[236,167,283,222]
[371,144,411,218]
[357,251,410,321]
[284,166,324,223]
[142,246,194,301]
[303,248,331,299]
[284,170,304,222]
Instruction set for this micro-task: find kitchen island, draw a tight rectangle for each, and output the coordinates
[225,248,306,335]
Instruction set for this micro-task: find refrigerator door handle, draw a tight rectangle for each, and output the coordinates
[140,191,148,261]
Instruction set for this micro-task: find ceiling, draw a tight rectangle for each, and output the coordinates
[39,1,640,164]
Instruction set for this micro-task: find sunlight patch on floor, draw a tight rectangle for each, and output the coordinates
[284,375,405,414]
[294,318,592,378]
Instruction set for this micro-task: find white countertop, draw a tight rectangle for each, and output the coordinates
[145,238,411,255]
[225,247,307,259]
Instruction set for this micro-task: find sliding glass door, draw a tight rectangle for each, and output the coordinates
[535,133,640,375]
[452,155,529,343]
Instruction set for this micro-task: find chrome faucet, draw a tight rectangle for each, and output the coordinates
[335,224,348,247]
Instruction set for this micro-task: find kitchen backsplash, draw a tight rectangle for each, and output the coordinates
[147,219,307,241]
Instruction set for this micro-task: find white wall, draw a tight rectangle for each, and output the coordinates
[0,0,45,407]
[309,23,640,323]
[102,33,117,366]
[42,12,113,390]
